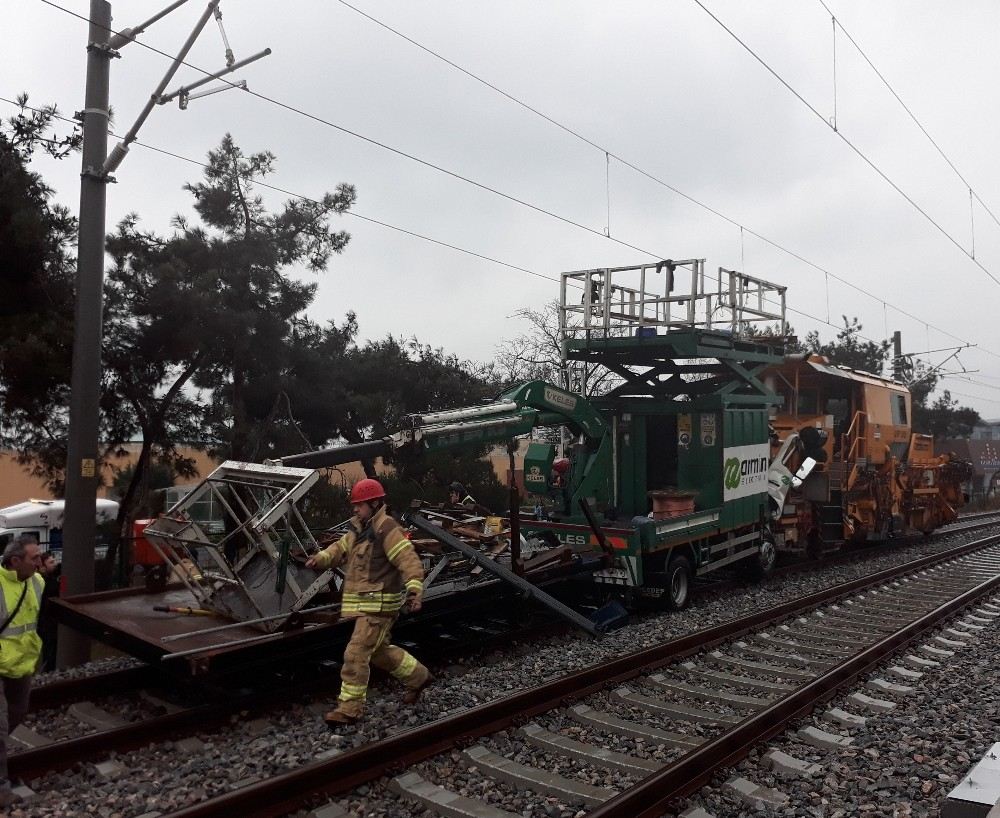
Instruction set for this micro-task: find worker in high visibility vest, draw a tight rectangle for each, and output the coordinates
[447,482,475,507]
[0,534,43,808]
[306,479,432,725]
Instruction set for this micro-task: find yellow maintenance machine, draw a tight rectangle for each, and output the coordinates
[764,354,971,553]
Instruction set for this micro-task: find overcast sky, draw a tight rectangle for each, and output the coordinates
[6,0,1000,420]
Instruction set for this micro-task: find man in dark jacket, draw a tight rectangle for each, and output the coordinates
[38,553,60,672]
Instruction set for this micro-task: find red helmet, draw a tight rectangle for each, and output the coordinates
[552,457,571,475]
[349,478,386,504]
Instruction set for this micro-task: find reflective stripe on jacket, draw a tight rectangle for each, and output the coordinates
[0,568,44,678]
[315,506,424,618]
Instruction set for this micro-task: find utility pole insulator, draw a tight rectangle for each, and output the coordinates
[103,143,129,175]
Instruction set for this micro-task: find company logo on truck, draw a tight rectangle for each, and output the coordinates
[524,465,547,490]
[543,387,577,412]
[722,444,770,501]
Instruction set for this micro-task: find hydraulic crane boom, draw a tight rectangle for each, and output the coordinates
[278,381,608,470]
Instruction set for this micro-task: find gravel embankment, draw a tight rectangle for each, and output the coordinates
[11,523,998,817]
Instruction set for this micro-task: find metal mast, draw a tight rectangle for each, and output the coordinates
[60,0,268,667]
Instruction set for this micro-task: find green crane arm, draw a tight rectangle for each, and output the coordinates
[279,381,607,469]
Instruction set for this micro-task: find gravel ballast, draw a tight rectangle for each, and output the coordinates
[680,592,1000,818]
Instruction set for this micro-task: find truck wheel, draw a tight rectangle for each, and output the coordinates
[665,555,692,610]
[740,536,777,581]
[145,564,168,592]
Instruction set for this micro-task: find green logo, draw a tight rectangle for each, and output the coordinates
[724,457,741,489]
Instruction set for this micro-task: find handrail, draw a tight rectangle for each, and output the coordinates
[842,410,868,463]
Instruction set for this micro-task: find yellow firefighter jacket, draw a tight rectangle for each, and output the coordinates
[313,505,424,617]
[0,568,44,678]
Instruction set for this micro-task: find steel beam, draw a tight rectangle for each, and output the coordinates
[406,512,600,637]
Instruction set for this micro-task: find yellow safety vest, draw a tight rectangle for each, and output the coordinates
[0,568,44,678]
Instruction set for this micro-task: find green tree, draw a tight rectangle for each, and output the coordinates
[0,96,81,492]
[104,134,356,541]
[340,336,502,496]
[804,316,890,375]
[915,390,981,439]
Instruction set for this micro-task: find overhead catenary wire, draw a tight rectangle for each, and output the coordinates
[34,0,658,264]
[942,375,1000,394]
[327,0,1000,361]
[7,99,996,411]
[817,0,1000,233]
[33,0,1000,366]
[1,93,863,346]
[0,95,561,287]
[22,7,1000,392]
[691,0,1000,290]
[944,390,1000,407]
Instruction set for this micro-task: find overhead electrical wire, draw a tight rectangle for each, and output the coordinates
[945,390,1000,407]
[817,0,1000,233]
[690,0,1000,290]
[25,0,1000,370]
[34,0,659,262]
[942,375,1000,394]
[6,100,994,407]
[330,0,997,361]
[0,94,559,286]
[2,92,849,344]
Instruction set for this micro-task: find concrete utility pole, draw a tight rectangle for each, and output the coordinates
[59,0,269,667]
[59,0,113,668]
[892,331,903,382]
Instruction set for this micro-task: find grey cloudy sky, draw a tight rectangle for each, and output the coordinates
[7,0,1000,418]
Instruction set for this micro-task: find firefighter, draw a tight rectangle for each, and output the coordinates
[305,478,431,725]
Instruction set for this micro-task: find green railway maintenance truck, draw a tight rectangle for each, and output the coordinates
[281,259,794,610]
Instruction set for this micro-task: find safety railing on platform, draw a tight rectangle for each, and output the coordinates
[558,260,787,341]
[142,461,335,632]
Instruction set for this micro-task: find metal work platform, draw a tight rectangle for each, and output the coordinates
[141,460,334,633]
[558,260,788,408]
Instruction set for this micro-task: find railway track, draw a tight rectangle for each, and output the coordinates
[120,527,1000,818]
[10,606,566,781]
[14,510,999,798]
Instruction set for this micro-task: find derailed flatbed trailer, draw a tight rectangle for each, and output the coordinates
[49,584,338,675]
[50,546,602,674]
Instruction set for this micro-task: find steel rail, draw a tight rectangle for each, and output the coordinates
[9,671,342,780]
[588,569,1000,816]
[30,663,158,709]
[762,511,1000,584]
[158,531,1000,818]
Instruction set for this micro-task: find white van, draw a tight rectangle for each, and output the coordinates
[0,499,119,557]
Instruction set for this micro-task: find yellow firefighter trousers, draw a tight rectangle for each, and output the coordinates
[335,614,428,717]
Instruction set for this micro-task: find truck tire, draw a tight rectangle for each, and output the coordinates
[145,564,168,592]
[665,555,692,610]
[740,536,777,581]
